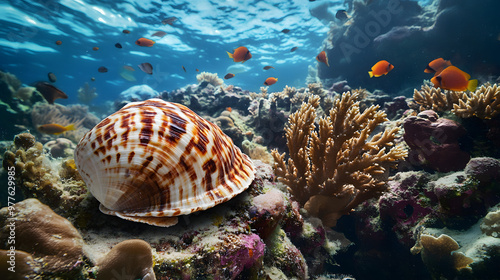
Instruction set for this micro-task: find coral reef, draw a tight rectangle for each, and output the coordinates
[196,71,224,87]
[403,110,470,172]
[0,198,85,278]
[480,209,500,237]
[414,83,500,119]
[272,91,407,227]
[2,133,89,220]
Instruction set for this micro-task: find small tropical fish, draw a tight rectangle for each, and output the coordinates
[424,58,452,76]
[92,47,99,51]
[152,31,167,37]
[196,68,199,72]
[226,107,232,112]
[38,123,75,135]
[123,65,135,71]
[48,72,57,83]
[227,46,252,63]
[430,66,477,92]
[281,29,290,34]
[33,82,68,104]
[336,10,349,21]
[55,40,62,45]
[368,60,394,77]
[263,66,274,70]
[162,17,178,25]
[135,38,155,47]
[98,66,108,73]
[290,47,298,52]
[138,63,153,74]
[122,29,131,34]
[224,73,235,79]
[91,77,95,81]
[115,43,123,48]
[316,51,329,67]
[182,66,186,72]
[119,71,136,82]
[264,77,278,86]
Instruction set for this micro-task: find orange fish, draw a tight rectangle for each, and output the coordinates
[227,46,252,63]
[196,69,199,72]
[93,47,99,51]
[430,66,478,92]
[368,60,394,77]
[316,51,329,67]
[264,77,278,86]
[55,40,62,45]
[135,38,155,47]
[226,107,232,112]
[425,58,452,75]
[38,123,75,135]
[224,73,235,79]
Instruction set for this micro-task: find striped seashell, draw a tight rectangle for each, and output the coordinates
[74,98,255,227]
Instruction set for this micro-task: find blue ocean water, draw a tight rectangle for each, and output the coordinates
[0,0,355,105]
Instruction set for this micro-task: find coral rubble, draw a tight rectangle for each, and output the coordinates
[272,91,407,226]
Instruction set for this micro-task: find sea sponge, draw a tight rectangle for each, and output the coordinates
[0,198,84,276]
[96,239,156,280]
[480,209,500,237]
[196,71,223,87]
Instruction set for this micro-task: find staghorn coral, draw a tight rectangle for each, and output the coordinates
[414,83,500,119]
[452,83,500,119]
[413,85,461,112]
[272,91,407,227]
[196,71,223,87]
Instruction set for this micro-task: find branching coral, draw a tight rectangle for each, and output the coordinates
[452,84,500,119]
[196,71,223,87]
[272,91,407,226]
[414,83,500,119]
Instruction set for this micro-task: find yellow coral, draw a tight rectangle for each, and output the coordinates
[414,83,500,119]
[452,84,500,119]
[272,91,407,226]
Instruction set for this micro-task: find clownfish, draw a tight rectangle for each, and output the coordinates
[369,60,394,77]
[430,66,477,92]
[424,58,452,76]
[316,51,329,67]
[38,123,75,135]
[135,38,155,47]
[227,46,252,63]
[264,77,278,86]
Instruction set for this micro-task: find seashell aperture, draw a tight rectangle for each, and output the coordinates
[74,99,255,227]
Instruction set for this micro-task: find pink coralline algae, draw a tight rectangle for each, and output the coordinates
[220,233,265,279]
[403,110,470,172]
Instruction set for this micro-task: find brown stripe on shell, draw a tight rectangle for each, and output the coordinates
[139,110,156,146]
